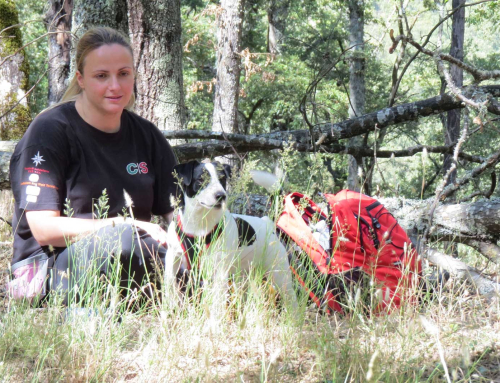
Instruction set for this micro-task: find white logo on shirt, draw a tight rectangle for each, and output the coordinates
[31,151,45,167]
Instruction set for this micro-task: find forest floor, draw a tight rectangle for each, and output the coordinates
[0,190,499,382]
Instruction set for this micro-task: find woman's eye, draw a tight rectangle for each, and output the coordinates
[95,73,107,79]
[120,72,130,77]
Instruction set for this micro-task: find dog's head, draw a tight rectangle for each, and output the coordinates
[174,160,231,211]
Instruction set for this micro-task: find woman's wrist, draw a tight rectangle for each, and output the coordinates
[103,216,135,227]
[119,216,135,225]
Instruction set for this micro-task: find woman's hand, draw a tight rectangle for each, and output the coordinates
[130,220,169,247]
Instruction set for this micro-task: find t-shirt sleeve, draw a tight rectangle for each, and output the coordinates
[10,111,69,213]
[151,137,179,215]
[10,146,66,211]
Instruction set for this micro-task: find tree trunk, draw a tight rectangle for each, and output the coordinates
[212,0,245,136]
[127,0,185,132]
[0,0,30,140]
[72,0,128,35]
[45,0,73,106]
[70,0,128,78]
[267,0,289,55]
[346,0,366,192]
[443,0,465,186]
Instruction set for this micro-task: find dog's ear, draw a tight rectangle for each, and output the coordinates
[174,160,200,186]
[222,164,232,180]
[213,162,232,179]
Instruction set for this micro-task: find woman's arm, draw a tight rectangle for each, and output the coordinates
[26,210,168,247]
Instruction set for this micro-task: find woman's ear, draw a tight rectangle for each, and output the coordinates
[76,71,84,90]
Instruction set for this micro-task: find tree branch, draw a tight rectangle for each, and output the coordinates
[425,248,500,298]
[392,34,500,82]
[161,131,485,163]
[387,0,493,106]
[440,145,500,200]
[459,171,496,202]
[165,85,500,151]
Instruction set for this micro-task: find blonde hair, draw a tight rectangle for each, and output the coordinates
[59,27,135,109]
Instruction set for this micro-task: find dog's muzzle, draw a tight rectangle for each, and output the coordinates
[214,191,226,208]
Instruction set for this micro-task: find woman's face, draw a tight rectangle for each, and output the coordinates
[76,43,134,116]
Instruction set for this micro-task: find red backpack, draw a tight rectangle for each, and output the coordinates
[276,190,421,314]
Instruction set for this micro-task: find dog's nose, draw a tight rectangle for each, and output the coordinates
[215,191,226,202]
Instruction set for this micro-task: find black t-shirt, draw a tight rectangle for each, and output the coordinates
[10,102,178,265]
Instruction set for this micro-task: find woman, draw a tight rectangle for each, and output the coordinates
[8,27,178,305]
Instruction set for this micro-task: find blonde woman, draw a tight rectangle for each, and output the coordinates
[9,27,178,305]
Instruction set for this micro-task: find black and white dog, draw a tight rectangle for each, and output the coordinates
[164,160,298,308]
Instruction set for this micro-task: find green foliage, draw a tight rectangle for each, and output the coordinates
[6,0,500,200]
[93,189,110,219]
[64,198,74,218]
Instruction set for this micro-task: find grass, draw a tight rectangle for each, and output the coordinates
[0,186,499,382]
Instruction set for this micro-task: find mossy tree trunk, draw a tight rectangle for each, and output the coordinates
[45,0,73,106]
[127,0,185,132]
[0,0,31,140]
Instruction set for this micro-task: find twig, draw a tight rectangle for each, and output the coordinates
[424,110,470,244]
[459,171,497,202]
[0,31,73,67]
[440,141,500,201]
[299,43,359,150]
[435,58,486,109]
[387,0,496,105]
[0,67,49,120]
[392,34,500,83]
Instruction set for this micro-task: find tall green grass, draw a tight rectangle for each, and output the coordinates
[0,163,499,382]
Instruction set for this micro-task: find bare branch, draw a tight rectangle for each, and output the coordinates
[0,68,49,120]
[454,237,500,264]
[0,31,74,67]
[159,129,484,163]
[424,111,469,244]
[393,34,500,82]
[426,248,500,298]
[163,85,500,152]
[459,171,497,202]
[440,145,500,200]
[387,0,496,105]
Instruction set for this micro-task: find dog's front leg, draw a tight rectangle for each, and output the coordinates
[204,249,233,317]
[164,224,185,306]
[164,247,184,306]
[261,218,299,311]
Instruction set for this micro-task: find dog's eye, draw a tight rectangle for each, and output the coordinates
[193,179,203,192]
[219,176,227,188]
